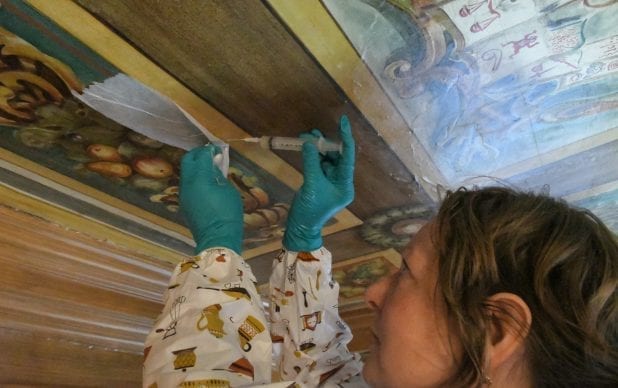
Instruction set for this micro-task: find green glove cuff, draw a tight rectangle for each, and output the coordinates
[282,219,323,252]
[282,115,354,252]
[191,213,244,255]
[180,145,244,256]
[195,240,243,256]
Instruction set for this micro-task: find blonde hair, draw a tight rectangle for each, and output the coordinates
[434,187,617,387]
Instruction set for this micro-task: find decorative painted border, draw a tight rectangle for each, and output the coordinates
[1,0,363,259]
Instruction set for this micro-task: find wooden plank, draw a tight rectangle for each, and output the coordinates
[0,183,186,265]
[24,0,363,257]
[564,181,618,202]
[0,253,163,319]
[487,127,618,183]
[0,290,149,352]
[267,0,447,201]
[0,327,141,386]
[0,198,167,384]
[506,140,618,198]
[0,202,172,300]
[71,0,428,220]
[0,203,171,353]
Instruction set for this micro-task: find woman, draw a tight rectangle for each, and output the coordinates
[364,187,618,387]
[145,114,617,387]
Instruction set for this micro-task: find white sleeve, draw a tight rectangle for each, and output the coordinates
[143,247,272,387]
[268,247,364,387]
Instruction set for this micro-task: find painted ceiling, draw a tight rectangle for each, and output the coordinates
[0,0,617,383]
[1,0,617,276]
[0,0,618,276]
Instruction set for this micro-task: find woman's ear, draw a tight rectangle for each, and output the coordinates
[484,292,532,369]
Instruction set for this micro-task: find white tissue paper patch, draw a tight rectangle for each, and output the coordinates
[73,73,230,176]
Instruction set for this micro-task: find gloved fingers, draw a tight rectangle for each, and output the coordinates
[301,141,325,189]
[299,132,314,141]
[182,144,220,165]
[307,128,343,159]
[319,148,341,169]
[196,145,223,176]
[182,145,227,185]
[208,154,230,187]
[321,160,336,179]
[180,146,204,183]
[309,128,324,138]
[197,144,222,162]
[299,128,324,139]
[180,145,204,167]
[338,115,355,163]
[337,115,355,179]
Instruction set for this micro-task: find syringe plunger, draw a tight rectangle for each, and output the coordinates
[240,136,342,153]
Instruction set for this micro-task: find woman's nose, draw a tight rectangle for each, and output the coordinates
[364,274,390,311]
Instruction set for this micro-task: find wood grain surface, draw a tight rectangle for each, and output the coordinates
[74,0,429,220]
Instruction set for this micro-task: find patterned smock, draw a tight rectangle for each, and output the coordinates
[143,246,367,388]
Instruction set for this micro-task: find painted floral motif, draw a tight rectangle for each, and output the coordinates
[0,26,292,249]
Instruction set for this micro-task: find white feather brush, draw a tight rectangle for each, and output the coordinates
[72,73,229,175]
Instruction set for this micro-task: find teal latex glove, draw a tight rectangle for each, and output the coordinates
[180,145,243,254]
[283,115,355,252]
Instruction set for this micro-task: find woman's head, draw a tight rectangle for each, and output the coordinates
[435,187,617,386]
[363,187,617,387]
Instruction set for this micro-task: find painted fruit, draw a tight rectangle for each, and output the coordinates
[86,144,122,162]
[86,161,132,178]
[240,192,259,213]
[132,156,174,179]
[249,187,269,207]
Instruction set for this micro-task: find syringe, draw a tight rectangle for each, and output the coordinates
[230,136,342,153]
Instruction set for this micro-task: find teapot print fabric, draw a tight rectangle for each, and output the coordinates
[143,247,362,387]
[143,248,271,387]
[269,248,363,387]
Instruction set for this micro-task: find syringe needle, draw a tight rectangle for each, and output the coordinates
[227,137,259,142]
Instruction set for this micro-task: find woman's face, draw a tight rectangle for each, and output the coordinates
[362,222,460,387]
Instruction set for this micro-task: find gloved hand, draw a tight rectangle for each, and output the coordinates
[180,145,243,254]
[283,115,355,252]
